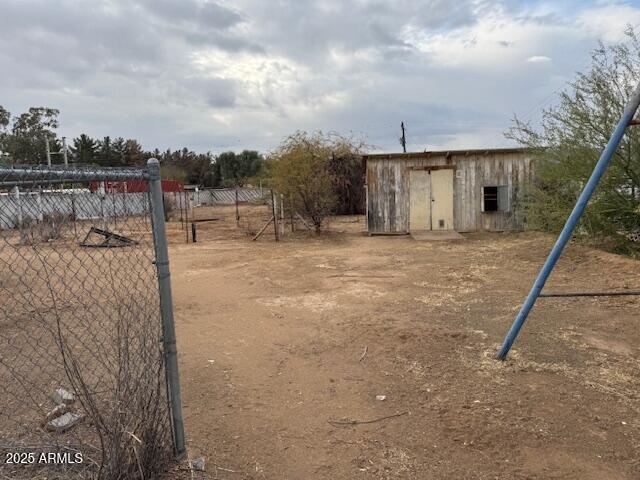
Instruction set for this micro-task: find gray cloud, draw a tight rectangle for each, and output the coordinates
[0,0,636,153]
[141,0,243,30]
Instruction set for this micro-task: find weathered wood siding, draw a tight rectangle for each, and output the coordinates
[365,151,534,233]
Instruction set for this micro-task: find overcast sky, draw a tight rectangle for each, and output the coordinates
[2,0,640,154]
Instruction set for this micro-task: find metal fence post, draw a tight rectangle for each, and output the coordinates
[147,158,187,457]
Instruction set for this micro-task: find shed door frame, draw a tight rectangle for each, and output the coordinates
[409,166,455,231]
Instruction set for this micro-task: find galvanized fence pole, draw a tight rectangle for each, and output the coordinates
[147,158,187,457]
[496,81,640,360]
[271,189,279,242]
[235,188,240,226]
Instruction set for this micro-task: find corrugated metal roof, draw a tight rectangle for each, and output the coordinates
[362,147,533,162]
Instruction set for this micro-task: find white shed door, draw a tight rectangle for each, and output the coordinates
[409,169,454,232]
[430,169,454,230]
[409,170,430,230]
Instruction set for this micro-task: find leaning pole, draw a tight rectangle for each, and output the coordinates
[497,80,640,360]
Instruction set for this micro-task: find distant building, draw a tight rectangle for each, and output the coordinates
[89,179,184,193]
[363,148,535,234]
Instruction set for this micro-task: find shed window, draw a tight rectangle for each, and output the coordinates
[482,186,509,212]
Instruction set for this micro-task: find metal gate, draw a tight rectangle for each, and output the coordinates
[0,160,184,479]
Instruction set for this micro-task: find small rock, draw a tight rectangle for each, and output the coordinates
[191,457,205,471]
[52,388,74,405]
[46,412,84,432]
[376,395,387,401]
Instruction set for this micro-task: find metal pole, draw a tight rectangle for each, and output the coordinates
[280,193,285,236]
[121,187,127,226]
[271,189,279,242]
[62,137,68,166]
[539,290,640,298]
[147,158,186,457]
[0,165,149,183]
[71,188,78,239]
[100,181,107,231]
[112,192,117,230]
[36,187,43,222]
[13,186,23,231]
[235,188,240,226]
[185,192,189,244]
[289,195,295,232]
[180,192,184,229]
[45,137,52,166]
[497,81,640,360]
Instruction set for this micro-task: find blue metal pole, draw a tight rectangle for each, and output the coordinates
[497,81,640,360]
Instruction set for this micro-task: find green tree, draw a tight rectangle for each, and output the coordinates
[215,150,264,187]
[0,106,10,163]
[189,153,217,187]
[507,27,640,253]
[326,135,367,215]
[270,131,338,232]
[0,106,9,132]
[154,147,216,186]
[96,136,115,166]
[71,134,98,164]
[123,139,145,166]
[8,107,59,164]
[160,162,188,183]
[111,137,126,165]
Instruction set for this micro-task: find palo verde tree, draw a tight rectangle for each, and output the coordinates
[507,27,640,254]
[270,131,367,232]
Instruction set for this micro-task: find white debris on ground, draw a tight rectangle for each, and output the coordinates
[52,387,75,405]
[42,387,84,433]
[46,412,84,432]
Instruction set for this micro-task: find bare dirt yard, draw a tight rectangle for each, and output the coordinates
[167,205,640,479]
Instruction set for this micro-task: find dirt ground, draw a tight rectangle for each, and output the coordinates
[167,205,640,479]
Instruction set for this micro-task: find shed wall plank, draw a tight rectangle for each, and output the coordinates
[366,152,534,234]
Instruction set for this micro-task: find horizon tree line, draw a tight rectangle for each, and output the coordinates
[0,106,263,188]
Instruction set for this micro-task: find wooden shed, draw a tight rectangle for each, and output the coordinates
[363,148,535,234]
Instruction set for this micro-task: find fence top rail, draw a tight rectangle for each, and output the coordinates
[0,164,151,185]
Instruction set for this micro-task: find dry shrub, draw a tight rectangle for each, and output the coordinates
[19,212,69,245]
[162,195,175,222]
[40,259,172,479]
[243,218,259,237]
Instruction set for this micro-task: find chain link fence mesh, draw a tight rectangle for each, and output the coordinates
[0,165,174,479]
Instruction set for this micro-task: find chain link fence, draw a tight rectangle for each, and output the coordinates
[166,187,315,244]
[0,162,184,479]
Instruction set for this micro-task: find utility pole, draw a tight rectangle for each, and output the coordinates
[45,137,52,166]
[62,137,68,165]
[400,121,407,153]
